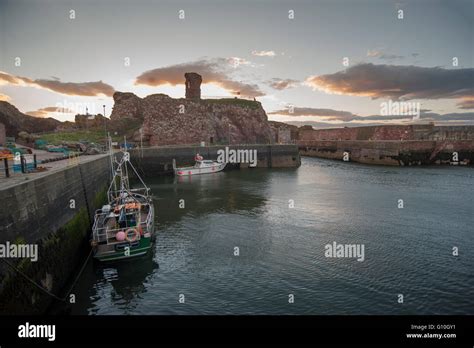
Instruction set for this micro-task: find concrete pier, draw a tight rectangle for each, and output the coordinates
[0,154,111,314]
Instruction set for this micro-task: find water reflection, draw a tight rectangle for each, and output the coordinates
[55,158,473,315]
[150,171,269,227]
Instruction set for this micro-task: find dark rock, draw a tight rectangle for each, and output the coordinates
[0,101,60,137]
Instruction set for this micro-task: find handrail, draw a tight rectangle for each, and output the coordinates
[93,207,152,245]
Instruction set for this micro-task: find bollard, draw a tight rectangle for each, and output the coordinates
[20,155,26,173]
[34,154,37,168]
[4,158,9,178]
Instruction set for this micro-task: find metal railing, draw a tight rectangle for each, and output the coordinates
[92,211,148,246]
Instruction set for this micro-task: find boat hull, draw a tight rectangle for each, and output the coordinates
[93,236,152,262]
[175,162,226,176]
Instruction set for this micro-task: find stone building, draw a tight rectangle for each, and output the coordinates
[268,121,298,144]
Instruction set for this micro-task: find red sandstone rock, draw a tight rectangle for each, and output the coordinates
[110,92,273,146]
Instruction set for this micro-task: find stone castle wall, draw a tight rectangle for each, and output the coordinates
[298,124,474,142]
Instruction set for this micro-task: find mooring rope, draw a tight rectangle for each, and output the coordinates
[1,248,93,303]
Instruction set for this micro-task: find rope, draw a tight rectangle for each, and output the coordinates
[0,248,93,303]
[61,248,94,301]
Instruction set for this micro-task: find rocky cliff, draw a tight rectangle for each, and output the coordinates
[0,101,61,137]
[110,92,273,145]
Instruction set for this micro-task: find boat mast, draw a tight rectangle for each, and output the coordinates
[108,133,117,194]
[106,136,151,202]
[123,136,130,193]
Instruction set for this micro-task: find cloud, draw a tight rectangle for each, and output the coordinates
[0,71,33,85]
[367,50,404,60]
[135,58,265,97]
[0,71,115,96]
[269,107,356,120]
[33,79,115,97]
[26,106,75,118]
[0,93,11,102]
[269,105,474,123]
[305,64,474,104]
[284,118,474,129]
[458,97,474,109]
[267,78,299,90]
[252,50,276,57]
[227,57,253,68]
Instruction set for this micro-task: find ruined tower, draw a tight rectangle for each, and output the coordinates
[185,72,202,99]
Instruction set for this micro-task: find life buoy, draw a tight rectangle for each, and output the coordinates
[125,228,140,242]
[195,154,203,161]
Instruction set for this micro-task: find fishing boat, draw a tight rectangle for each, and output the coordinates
[91,141,154,262]
[173,153,226,176]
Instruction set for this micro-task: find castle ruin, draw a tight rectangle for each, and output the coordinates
[185,72,202,99]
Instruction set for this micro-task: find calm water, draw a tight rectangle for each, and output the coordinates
[63,158,474,315]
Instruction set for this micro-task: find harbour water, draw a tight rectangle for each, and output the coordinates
[62,157,474,315]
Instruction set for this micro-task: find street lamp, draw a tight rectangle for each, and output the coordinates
[103,105,107,132]
[103,105,107,147]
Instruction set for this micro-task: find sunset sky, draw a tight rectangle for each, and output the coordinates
[0,0,473,127]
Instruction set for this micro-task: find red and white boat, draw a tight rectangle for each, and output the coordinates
[173,154,226,176]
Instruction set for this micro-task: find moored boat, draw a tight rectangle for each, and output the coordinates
[173,153,226,176]
[91,141,155,262]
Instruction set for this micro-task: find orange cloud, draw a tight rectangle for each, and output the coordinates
[267,78,299,90]
[0,93,11,102]
[135,58,264,98]
[306,64,474,104]
[0,71,115,97]
[26,106,75,118]
[458,97,474,109]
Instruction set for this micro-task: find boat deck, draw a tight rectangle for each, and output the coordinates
[96,210,150,244]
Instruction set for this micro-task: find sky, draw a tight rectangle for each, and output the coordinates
[0,0,473,128]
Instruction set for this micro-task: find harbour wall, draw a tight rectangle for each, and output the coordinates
[0,155,110,314]
[298,140,474,166]
[130,144,301,176]
[298,124,474,142]
[297,125,474,165]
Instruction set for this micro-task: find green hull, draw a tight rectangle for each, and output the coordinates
[93,236,152,262]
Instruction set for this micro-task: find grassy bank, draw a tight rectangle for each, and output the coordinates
[203,98,261,109]
[39,130,121,145]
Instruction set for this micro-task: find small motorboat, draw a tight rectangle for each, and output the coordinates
[173,153,226,176]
